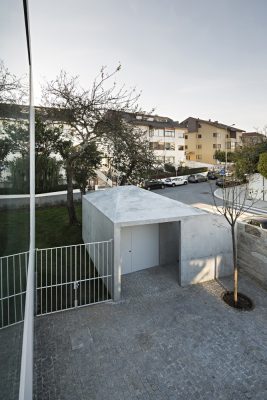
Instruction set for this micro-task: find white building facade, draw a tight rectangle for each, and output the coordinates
[122,112,186,167]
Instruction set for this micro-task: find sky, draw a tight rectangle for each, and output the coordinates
[1,0,267,131]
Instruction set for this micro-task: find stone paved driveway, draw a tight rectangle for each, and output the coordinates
[34,265,267,400]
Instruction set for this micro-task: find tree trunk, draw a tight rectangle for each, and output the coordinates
[66,162,78,225]
[231,224,238,304]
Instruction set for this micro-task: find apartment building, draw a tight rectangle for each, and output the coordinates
[180,117,245,165]
[241,131,265,146]
[121,112,186,166]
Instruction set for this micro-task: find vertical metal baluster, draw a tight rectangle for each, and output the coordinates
[107,242,109,300]
[7,258,9,326]
[80,245,82,306]
[40,250,42,315]
[13,255,16,323]
[65,247,67,309]
[94,243,95,304]
[98,243,100,302]
[74,245,77,308]
[56,247,58,312]
[84,244,87,305]
[102,243,104,301]
[51,249,52,312]
[1,258,3,328]
[70,246,72,308]
[46,250,48,314]
[89,244,91,304]
[61,247,62,310]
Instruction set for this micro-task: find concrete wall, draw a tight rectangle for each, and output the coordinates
[180,214,233,286]
[237,222,267,288]
[0,190,81,209]
[248,173,267,201]
[159,222,180,266]
[82,196,114,297]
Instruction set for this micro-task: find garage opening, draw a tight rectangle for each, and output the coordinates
[120,222,181,281]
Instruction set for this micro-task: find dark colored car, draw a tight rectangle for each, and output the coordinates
[244,216,267,230]
[188,174,208,183]
[207,171,217,180]
[143,180,165,190]
[216,178,241,188]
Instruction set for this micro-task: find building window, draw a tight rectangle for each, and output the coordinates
[149,141,165,150]
[153,128,164,137]
[165,129,175,137]
[213,132,217,137]
[176,132,184,138]
[185,134,188,139]
[213,144,221,149]
[197,134,202,139]
[185,145,188,150]
[186,155,190,160]
[196,144,202,149]
[196,155,202,160]
[178,145,184,151]
[165,142,175,150]
[165,156,175,164]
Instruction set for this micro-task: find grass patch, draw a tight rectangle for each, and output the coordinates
[0,204,111,327]
[0,204,82,257]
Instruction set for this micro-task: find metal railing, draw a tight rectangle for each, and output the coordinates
[0,251,29,329]
[35,240,113,316]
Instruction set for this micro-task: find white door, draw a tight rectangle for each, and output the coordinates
[121,227,132,274]
[121,224,159,274]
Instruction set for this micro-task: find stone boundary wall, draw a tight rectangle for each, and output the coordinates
[237,221,267,288]
[0,190,82,209]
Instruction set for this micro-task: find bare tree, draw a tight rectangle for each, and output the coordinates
[42,65,141,224]
[101,113,156,185]
[0,60,27,103]
[212,179,258,305]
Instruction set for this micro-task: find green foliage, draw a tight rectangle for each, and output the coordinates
[257,152,267,179]
[9,156,29,193]
[214,150,235,163]
[234,142,267,178]
[164,163,176,174]
[104,115,156,185]
[72,142,102,194]
[36,155,62,193]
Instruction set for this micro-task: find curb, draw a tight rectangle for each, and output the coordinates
[214,189,267,215]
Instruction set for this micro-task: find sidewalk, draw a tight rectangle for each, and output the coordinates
[214,188,267,215]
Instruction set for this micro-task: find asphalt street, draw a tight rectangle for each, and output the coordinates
[155,180,223,214]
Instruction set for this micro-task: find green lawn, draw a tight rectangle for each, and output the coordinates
[0,204,82,257]
[0,204,111,327]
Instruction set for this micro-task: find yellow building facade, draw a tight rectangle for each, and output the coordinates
[180,117,244,165]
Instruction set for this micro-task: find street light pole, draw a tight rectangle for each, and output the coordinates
[225,123,235,173]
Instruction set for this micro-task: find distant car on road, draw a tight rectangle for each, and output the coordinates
[164,177,188,187]
[207,171,217,180]
[142,180,165,190]
[188,174,208,183]
[215,178,241,188]
[243,216,267,230]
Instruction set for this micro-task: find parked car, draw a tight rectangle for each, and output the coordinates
[207,171,217,180]
[243,216,267,230]
[164,177,188,187]
[188,174,208,183]
[142,180,165,190]
[215,178,241,188]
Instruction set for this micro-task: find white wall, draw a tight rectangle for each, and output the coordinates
[248,173,267,201]
[82,197,114,296]
[180,214,233,286]
[159,222,180,266]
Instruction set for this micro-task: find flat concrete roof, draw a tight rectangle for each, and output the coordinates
[83,186,205,226]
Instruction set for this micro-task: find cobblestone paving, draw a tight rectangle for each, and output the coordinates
[34,266,267,400]
[0,323,23,400]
